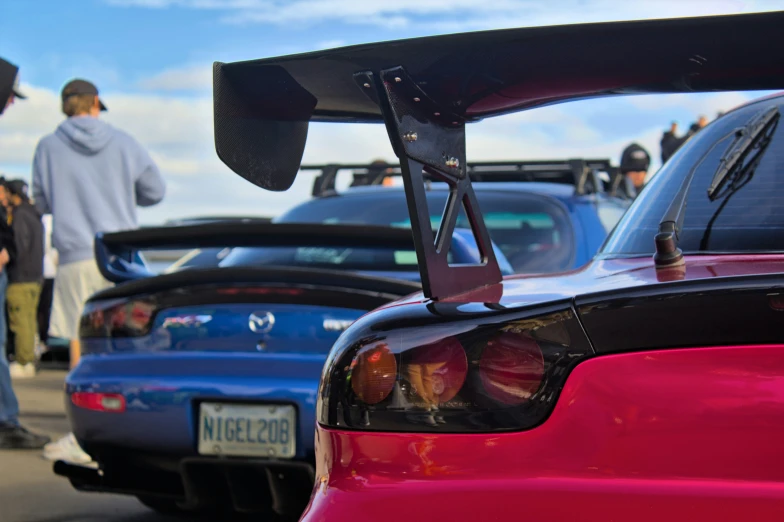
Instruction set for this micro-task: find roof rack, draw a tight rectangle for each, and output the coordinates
[302,159,631,199]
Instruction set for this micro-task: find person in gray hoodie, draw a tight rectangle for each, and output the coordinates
[32,79,166,367]
[33,78,165,463]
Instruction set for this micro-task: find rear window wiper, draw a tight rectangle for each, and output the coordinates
[706,105,780,200]
[653,105,780,268]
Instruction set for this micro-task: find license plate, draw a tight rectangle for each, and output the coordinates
[198,403,296,458]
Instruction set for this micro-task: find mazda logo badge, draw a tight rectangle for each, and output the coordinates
[248,311,275,333]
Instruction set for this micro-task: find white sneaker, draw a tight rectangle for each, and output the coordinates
[42,433,95,466]
[9,362,35,379]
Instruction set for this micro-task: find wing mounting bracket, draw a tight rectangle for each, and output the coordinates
[354,67,503,300]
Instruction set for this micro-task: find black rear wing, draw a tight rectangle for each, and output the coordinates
[96,222,415,283]
[213,11,784,300]
[301,159,633,198]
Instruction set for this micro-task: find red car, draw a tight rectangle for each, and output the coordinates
[212,11,784,522]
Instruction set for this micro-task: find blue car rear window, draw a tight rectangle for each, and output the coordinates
[223,191,574,274]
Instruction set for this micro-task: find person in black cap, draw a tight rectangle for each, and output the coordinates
[5,179,43,380]
[620,142,651,197]
[0,57,50,450]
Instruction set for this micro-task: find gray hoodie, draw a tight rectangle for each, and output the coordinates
[32,117,166,265]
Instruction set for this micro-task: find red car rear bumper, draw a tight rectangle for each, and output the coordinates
[302,345,784,521]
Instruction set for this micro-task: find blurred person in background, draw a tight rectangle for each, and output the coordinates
[660,121,681,164]
[0,56,50,449]
[619,142,651,197]
[33,77,165,461]
[6,180,43,380]
[686,115,709,138]
[37,214,57,356]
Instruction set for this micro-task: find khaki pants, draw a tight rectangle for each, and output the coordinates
[7,282,42,366]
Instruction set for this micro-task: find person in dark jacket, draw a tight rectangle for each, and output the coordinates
[660,121,681,164]
[620,142,651,197]
[6,179,43,379]
[0,57,49,449]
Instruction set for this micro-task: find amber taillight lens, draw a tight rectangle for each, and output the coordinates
[351,343,397,405]
[319,305,592,433]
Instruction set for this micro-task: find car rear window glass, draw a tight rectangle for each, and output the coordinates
[601,98,784,257]
[227,190,575,274]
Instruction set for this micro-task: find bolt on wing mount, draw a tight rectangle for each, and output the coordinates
[354,66,502,300]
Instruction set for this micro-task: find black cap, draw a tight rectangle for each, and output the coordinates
[6,179,29,200]
[11,72,26,100]
[0,57,25,115]
[620,142,651,173]
[61,79,107,111]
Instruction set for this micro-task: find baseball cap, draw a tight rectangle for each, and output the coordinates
[61,79,107,111]
[620,143,651,173]
[11,72,26,100]
[6,179,29,198]
[0,57,26,108]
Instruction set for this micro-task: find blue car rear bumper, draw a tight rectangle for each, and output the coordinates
[66,352,323,460]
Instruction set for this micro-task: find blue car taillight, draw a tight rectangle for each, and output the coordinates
[317,303,593,432]
[80,298,157,338]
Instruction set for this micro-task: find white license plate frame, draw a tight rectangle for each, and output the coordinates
[197,402,296,458]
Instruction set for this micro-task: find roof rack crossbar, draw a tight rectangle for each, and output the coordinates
[301,158,625,198]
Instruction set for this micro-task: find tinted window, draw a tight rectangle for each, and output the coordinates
[265,190,575,273]
[602,98,784,257]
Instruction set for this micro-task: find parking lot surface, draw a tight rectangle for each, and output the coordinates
[0,369,199,522]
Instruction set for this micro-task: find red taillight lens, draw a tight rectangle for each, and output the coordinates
[71,392,126,413]
[479,332,544,405]
[404,338,467,405]
[321,306,592,433]
[350,342,397,405]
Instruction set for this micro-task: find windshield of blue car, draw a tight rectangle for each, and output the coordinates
[221,190,574,274]
[601,97,784,257]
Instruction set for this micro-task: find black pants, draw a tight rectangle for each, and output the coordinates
[36,278,54,343]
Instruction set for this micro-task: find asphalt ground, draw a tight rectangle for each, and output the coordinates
[0,369,198,522]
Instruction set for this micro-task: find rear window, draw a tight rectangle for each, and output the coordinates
[601,98,784,257]
[236,190,575,274]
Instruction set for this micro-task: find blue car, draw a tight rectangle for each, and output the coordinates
[55,160,629,518]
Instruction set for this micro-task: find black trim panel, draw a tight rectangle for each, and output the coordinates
[577,274,784,353]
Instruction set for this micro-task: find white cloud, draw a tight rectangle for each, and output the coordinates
[104,0,783,30]
[138,64,212,91]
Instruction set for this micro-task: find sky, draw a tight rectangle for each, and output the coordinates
[0,0,781,224]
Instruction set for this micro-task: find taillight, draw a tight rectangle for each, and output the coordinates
[480,332,544,405]
[80,298,156,338]
[72,392,126,413]
[318,305,592,432]
[351,342,397,404]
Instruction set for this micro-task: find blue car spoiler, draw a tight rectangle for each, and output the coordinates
[96,222,415,284]
[212,11,784,300]
[95,222,513,284]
